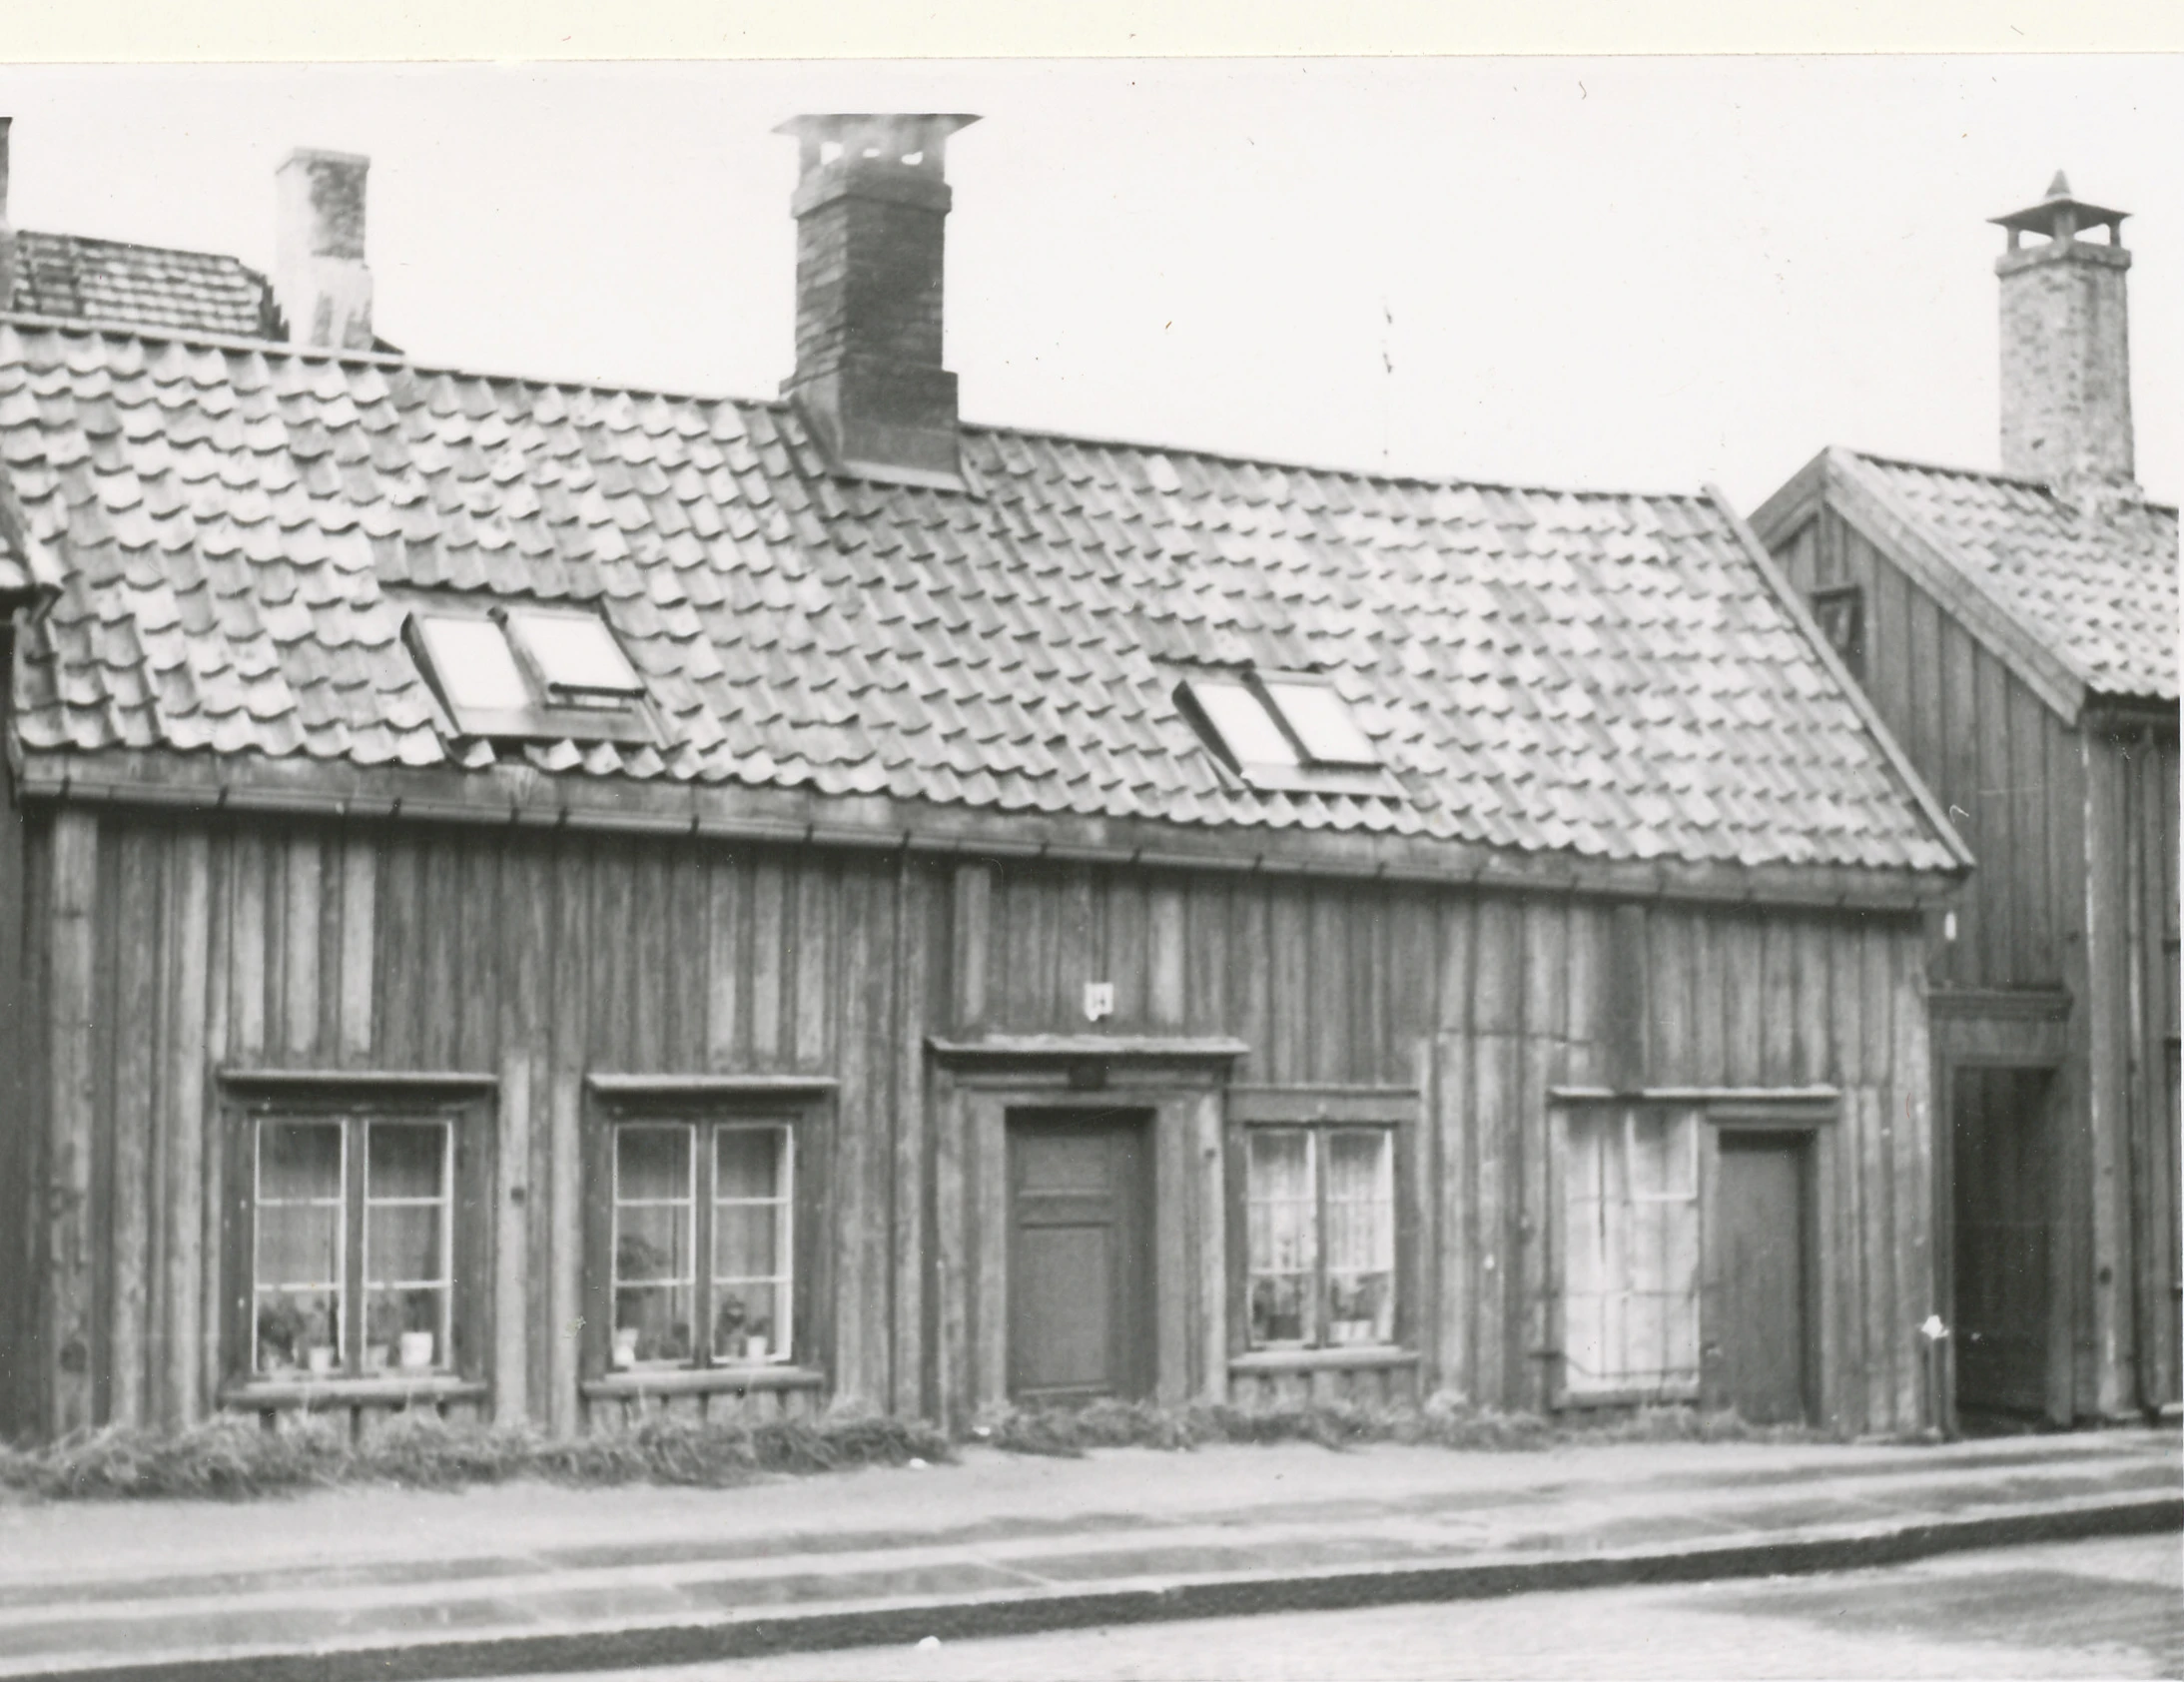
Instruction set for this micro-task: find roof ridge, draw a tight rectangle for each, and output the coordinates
[1849,445,2180,516]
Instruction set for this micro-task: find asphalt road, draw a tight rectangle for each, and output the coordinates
[531,1532,2184,1681]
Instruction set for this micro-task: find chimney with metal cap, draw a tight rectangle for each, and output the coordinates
[776,114,979,490]
[1992,171,2136,497]
[274,148,373,350]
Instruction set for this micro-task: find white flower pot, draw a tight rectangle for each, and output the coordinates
[397,1330,435,1370]
[744,1335,769,1362]
[306,1345,337,1376]
[612,1328,639,1369]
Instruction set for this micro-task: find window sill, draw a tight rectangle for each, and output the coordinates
[222,1375,487,1409]
[582,1365,825,1400]
[1230,1346,1417,1373]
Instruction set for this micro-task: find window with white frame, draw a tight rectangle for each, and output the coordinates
[250,1115,457,1378]
[1175,669,1389,794]
[609,1119,795,1368]
[1560,1106,1701,1398]
[402,599,654,744]
[1244,1126,1396,1348]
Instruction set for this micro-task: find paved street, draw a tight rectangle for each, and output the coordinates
[541,1534,2184,1681]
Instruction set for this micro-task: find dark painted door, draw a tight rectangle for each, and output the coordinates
[1715,1134,1810,1423]
[1008,1112,1152,1404]
[1952,1067,2054,1416]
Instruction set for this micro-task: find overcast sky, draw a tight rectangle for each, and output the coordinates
[2,58,2176,510]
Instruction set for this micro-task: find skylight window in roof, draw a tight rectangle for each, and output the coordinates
[1175,670,1390,797]
[507,609,645,700]
[402,605,656,747]
[1261,678,1379,768]
[411,616,534,713]
[1190,679,1300,768]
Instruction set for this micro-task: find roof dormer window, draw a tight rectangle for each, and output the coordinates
[403,602,655,746]
[1175,669,1391,796]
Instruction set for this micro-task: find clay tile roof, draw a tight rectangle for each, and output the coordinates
[10,232,281,341]
[1849,451,2178,702]
[0,320,1962,875]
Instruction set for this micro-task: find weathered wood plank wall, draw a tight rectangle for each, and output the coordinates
[16,809,1937,1439]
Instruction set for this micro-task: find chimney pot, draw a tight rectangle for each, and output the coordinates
[275,148,374,350]
[775,114,980,490]
[1989,173,2137,498]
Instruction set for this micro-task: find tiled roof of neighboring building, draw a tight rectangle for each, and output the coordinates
[1848,451,2179,703]
[0,321,1961,874]
[10,232,280,341]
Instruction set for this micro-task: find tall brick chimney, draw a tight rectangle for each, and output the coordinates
[776,114,979,490]
[274,148,373,351]
[1992,172,2136,500]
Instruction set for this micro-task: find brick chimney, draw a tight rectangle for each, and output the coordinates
[274,148,373,351]
[1992,172,2136,500]
[775,114,979,490]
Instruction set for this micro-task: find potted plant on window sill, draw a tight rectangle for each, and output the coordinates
[1328,1278,1381,1346]
[301,1301,338,1376]
[257,1296,307,1372]
[397,1289,438,1371]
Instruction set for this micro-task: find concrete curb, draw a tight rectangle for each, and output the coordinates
[38,1490,2183,1682]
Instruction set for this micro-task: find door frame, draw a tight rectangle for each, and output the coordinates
[926,1037,1242,1431]
[1704,1119,1822,1425]
[1004,1107,1155,1403]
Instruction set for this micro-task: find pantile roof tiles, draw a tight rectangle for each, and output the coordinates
[2,320,1958,873]
[1850,451,2178,702]
[10,232,280,341]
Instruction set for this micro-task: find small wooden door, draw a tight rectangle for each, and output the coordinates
[1007,1112,1152,1403]
[1952,1067,2054,1416]
[1714,1134,1811,1423]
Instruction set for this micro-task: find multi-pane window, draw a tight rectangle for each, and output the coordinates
[1810,584,1865,680]
[610,1121,794,1369]
[1561,1106,1701,1398]
[252,1116,454,1377]
[1244,1126,1396,1348]
[1176,669,1384,791]
[402,601,653,744]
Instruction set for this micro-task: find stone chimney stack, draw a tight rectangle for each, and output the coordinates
[1992,172,2136,498]
[0,119,17,316]
[274,148,373,351]
[775,114,979,490]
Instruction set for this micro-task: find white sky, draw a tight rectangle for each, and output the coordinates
[2,58,2176,511]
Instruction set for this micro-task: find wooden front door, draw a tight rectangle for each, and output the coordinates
[1952,1067,2054,1416]
[1714,1133,1811,1423]
[1007,1111,1152,1404]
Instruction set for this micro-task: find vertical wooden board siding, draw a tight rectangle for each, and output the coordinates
[455,837,496,1072]
[1183,877,1229,1041]
[1062,866,1097,1031]
[1889,930,1932,1428]
[1147,881,1185,1031]
[1857,1083,1899,1429]
[162,832,210,1428]
[749,858,785,1060]
[2010,684,2056,982]
[1829,912,1868,1089]
[590,847,632,1068]
[1229,888,1271,1082]
[1308,888,1349,1082]
[1103,872,1146,1031]
[891,857,929,1416]
[1267,889,1309,1085]
[1472,898,1520,1039]
[795,861,832,1068]
[108,829,161,1426]
[665,849,708,1071]
[197,835,232,1415]
[1973,651,2018,988]
[1720,913,1763,1086]
[626,851,667,1072]
[493,844,546,1426]
[1831,1082,1869,1431]
[2084,737,2134,1415]
[1905,584,1944,778]
[1154,1099,1190,1403]
[1684,915,1725,1089]
[1869,559,1911,758]
[281,832,321,1061]
[705,853,746,1070]
[949,864,989,1035]
[545,848,590,1436]
[1435,897,1474,1038]
[1435,1037,1475,1396]
[338,837,375,1063]
[1759,918,1798,1086]
[1001,867,1046,1030]
[229,830,269,1063]
[1794,920,1832,1087]
[932,1073,967,1428]
[1471,1031,1518,1406]
[1939,624,1981,988]
[1645,908,1692,1087]
[1517,1035,1557,1412]
[1192,1092,1227,1399]
[46,810,98,1436]
[420,831,466,1071]
[1383,889,1434,1059]
[971,1107,1007,1413]
[494,1052,531,1424]
[831,867,875,1402]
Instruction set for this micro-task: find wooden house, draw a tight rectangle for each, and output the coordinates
[1754,176,2180,1426]
[1,114,1970,1447]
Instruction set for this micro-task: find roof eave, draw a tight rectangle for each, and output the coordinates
[10,746,1964,915]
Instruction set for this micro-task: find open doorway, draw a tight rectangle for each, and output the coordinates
[1951,1066,2057,1421]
